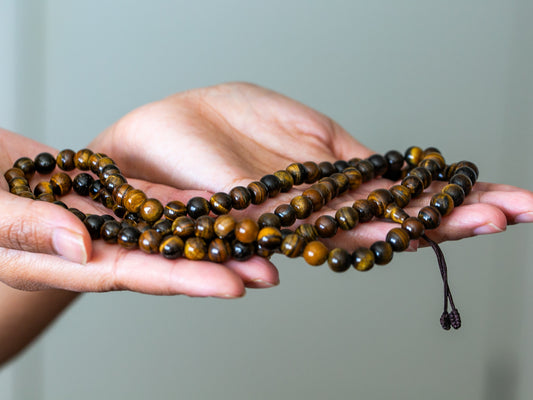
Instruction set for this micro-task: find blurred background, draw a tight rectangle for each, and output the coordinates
[0,1,532,399]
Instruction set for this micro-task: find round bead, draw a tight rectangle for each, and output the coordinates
[113,205,127,218]
[389,184,411,208]
[54,149,75,171]
[187,196,210,218]
[123,189,147,213]
[354,160,375,182]
[88,153,106,174]
[34,152,56,174]
[258,213,282,229]
[386,227,410,252]
[286,162,307,185]
[96,157,115,176]
[348,157,361,167]
[124,211,140,224]
[430,193,454,216]
[402,217,425,239]
[101,165,121,181]
[368,154,388,176]
[352,199,374,222]
[89,180,104,200]
[370,241,393,265]
[274,204,297,227]
[290,195,314,219]
[37,193,55,202]
[4,167,26,183]
[442,183,465,207]
[159,235,184,259]
[231,240,255,261]
[342,167,363,190]
[330,173,349,195]
[449,174,472,196]
[13,157,35,179]
[229,186,252,210]
[195,215,215,240]
[74,149,93,170]
[163,200,187,220]
[260,174,282,197]
[333,160,350,172]
[50,172,72,196]
[184,237,207,260]
[295,223,319,242]
[318,161,336,177]
[69,208,86,221]
[384,150,404,179]
[419,158,440,178]
[72,173,94,196]
[140,198,164,222]
[280,233,306,258]
[318,177,338,198]
[209,192,233,215]
[352,248,375,271]
[247,181,269,205]
[273,170,294,192]
[401,175,424,197]
[423,151,446,169]
[153,219,173,236]
[104,174,127,193]
[214,215,236,238]
[335,206,359,230]
[314,215,338,238]
[312,182,333,203]
[257,227,282,250]
[404,146,424,167]
[383,204,409,223]
[138,229,162,254]
[408,167,432,189]
[303,241,329,266]
[84,215,105,240]
[100,220,121,244]
[418,206,442,230]
[327,248,352,272]
[172,216,196,238]
[135,221,152,234]
[367,189,394,217]
[112,183,133,206]
[34,181,54,197]
[208,238,232,263]
[455,161,479,179]
[302,188,324,211]
[303,161,322,183]
[455,166,477,185]
[235,218,260,244]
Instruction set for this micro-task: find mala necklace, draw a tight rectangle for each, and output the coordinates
[3,146,479,331]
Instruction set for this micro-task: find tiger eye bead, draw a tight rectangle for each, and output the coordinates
[418,206,442,230]
[286,162,307,185]
[208,238,232,263]
[439,163,457,181]
[318,161,336,177]
[37,193,56,202]
[442,183,465,207]
[430,193,454,216]
[257,227,282,250]
[368,154,388,176]
[312,182,333,203]
[88,153,106,174]
[172,216,196,238]
[370,241,393,265]
[342,167,363,190]
[101,165,121,181]
[408,167,432,189]
[56,149,76,171]
[74,149,93,170]
[184,237,207,260]
[113,205,127,218]
[247,181,269,205]
[84,215,105,240]
[100,220,121,244]
[330,173,349,195]
[7,176,27,189]
[214,215,236,238]
[187,196,210,218]
[159,235,184,259]
[455,161,479,180]
[34,152,56,174]
[274,204,297,227]
[402,217,425,239]
[123,189,147,213]
[138,198,164,222]
[335,206,359,230]
[295,223,319,242]
[229,186,252,210]
[273,170,294,192]
[112,183,133,206]
[352,248,375,271]
[383,203,408,223]
[138,229,162,254]
[290,195,314,219]
[153,219,173,237]
[423,151,446,169]
[209,192,233,215]
[303,241,329,266]
[13,157,35,179]
[302,188,324,211]
[73,173,94,196]
[404,146,424,167]
[195,215,215,240]
[314,215,338,238]
[137,221,153,235]
[454,166,477,185]
[333,160,349,172]
[280,233,306,258]
[389,184,411,208]
[419,158,440,178]
[260,174,282,197]
[383,150,404,180]
[258,213,282,229]
[354,160,375,182]
[18,191,35,199]
[231,240,255,261]
[164,200,188,220]
[352,199,374,222]
[318,177,338,198]
[104,174,127,193]
[386,227,410,252]
[68,208,86,221]
[401,175,424,197]
[367,189,394,217]
[4,167,26,183]
[327,248,352,272]
[50,172,72,196]
[96,157,115,176]
[34,181,54,197]
[89,180,104,200]
[449,174,473,196]
[235,218,260,244]
[303,161,321,183]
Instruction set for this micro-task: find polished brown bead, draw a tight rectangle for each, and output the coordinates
[112,183,133,206]
[88,152,106,174]
[418,206,442,230]
[34,152,56,174]
[123,189,147,213]
[37,193,56,202]
[97,189,112,208]
[455,161,479,180]
[209,192,233,215]
[404,146,424,167]
[280,233,306,258]
[260,174,282,197]
[290,195,314,219]
[4,167,26,183]
[164,200,188,220]
[195,215,215,240]
[383,203,408,223]
[327,248,352,272]
[124,211,140,224]
[314,215,338,238]
[229,186,252,210]
[401,175,424,197]
[295,223,318,242]
[273,170,294,192]
[138,198,164,222]
[247,181,268,205]
[386,227,410,252]
[56,149,76,171]
[16,190,35,199]
[354,160,375,182]
[368,154,388,176]
[352,199,374,222]
[136,221,153,234]
[100,220,121,244]
[84,215,105,240]
[318,177,338,198]
[274,204,297,227]
[430,193,454,216]
[256,245,273,258]
[352,248,375,271]
[383,150,404,180]
[408,167,432,189]
[335,206,359,230]
[257,226,282,250]
[258,213,282,229]
[342,167,363,190]
[89,180,104,200]
[50,172,72,196]
[235,218,260,244]
[303,161,321,183]
[231,240,255,261]
[367,189,394,217]
[8,177,28,189]
[159,235,184,259]
[214,214,236,238]
[402,217,425,239]
[439,163,457,181]
[172,216,196,238]
[69,208,86,221]
[184,237,207,260]
[455,166,477,185]
[101,165,121,181]
[13,157,35,179]
[389,184,411,208]
[330,173,349,195]
[318,161,336,177]
[450,173,473,196]
[312,182,333,203]
[423,151,446,170]
[303,240,329,266]
[370,241,393,265]
[208,238,232,263]
[96,157,115,176]
[333,160,350,172]
[104,174,127,193]
[10,185,31,195]
[186,196,210,218]
[347,157,362,168]
[34,181,54,196]
[74,149,93,170]
[302,188,324,211]
[286,162,307,185]
[138,229,162,254]
[419,158,440,178]
[153,219,172,236]
[442,183,465,207]
[117,226,140,249]
[113,204,127,218]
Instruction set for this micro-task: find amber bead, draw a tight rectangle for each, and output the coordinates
[352,248,375,271]
[274,204,297,227]
[290,195,314,219]
[402,217,425,239]
[139,198,164,222]
[231,240,255,261]
[383,204,408,224]
[352,199,374,222]
[163,200,187,221]
[318,161,336,177]
[327,248,351,272]
[172,216,196,238]
[88,153,106,174]
[286,162,307,185]
[84,215,105,240]
[184,237,207,260]
[370,241,393,265]
[318,177,338,198]
[72,173,94,196]
[280,233,305,258]
[69,208,86,221]
[105,174,127,193]
[89,180,104,200]
[335,206,359,230]
[235,218,260,244]
[302,188,324,211]
[13,157,35,179]
[430,193,454,217]
[214,215,236,238]
[260,174,282,197]
[354,160,375,182]
[34,181,54,196]
[386,227,410,252]
[312,182,333,203]
[257,227,282,250]
[333,160,350,172]
[194,215,215,240]
[139,229,162,254]
[389,184,411,208]
[302,161,321,183]
[247,181,268,205]
[408,167,432,189]
[113,183,133,206]
[153,219,172,236]
[273,170,294,192]
[50,172,72,196]
[208,238,232,263]
[4,167,26,183]
[258,213,282,229]
[209,192,233,215]
[449,174,472,196]
[229,186,252,210]
[11,186,32,196]
[159,235,184,259]
[418,206,442,230]
[442,183,465,207]
[100,220,121,244]
[367,189,394,217]
[55,149,75,171]
[37,193,55,202]
[74,149,93,170]
[401,175,424,197]
[303,241,329,266]
[455,161,479,179]
[295,223,319,242]
[404,146,424,167]
[342,167,363,190]
[34,152,56,174]
[123,189,147,213]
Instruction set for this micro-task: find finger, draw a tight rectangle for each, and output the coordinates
[224,257,280,288]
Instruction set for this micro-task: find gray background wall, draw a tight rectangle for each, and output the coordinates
[1,1,532,399]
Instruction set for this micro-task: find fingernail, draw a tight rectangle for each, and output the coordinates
[215,292,244,299]
[473,223,504,235]
[52,228,88,264]
[515,212,533,223]
[247,278,279,288]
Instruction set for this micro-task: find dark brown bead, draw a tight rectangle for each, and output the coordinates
[256,245,273,258]
[257,227,282,250]
[260,174,282,197]
[187,196,210,218]
[72,173,94,196]
[139,229,162,254]
[112,183,133,206]
[4,167,26,183]
[247,181,269,205]
[124,211,140,224]
[370,241,393,265]
[368,154,388,176]
[386,227,410,252]
[327,248,351,272]
[153,219,172,236]
[383,204,409,223]
[123,189,147,213]
[347,157,362,168]
[231,240,255,261]
[17,191,35,199]
[50,172,72,196]
[56,149,76,171]
[37,193,56,202]
[164,200,187,220]
[418,206,442,230]
[342,167,363,190]
[100,220,121,244]
[195,215,215,240]
[136,221,152,234]
[408,167,432,189]
[172,216,196,238]
[384,150,404,173]
[404,146,424,167]
[389,184,411,208]
[274,204,297,227]
[34,181,54,196]
[335,206,359,230]
[273,170,294,192]
[352,248,375,271]
[13,157,35,179]
[419,158,440,178]
[214,215,236,238]
[402,217,425,239]
[280,233,305,258]
[209,192,233,215]
[330,173,349,195]
[184,237,207,260]
[8,177,28,189]
[352,199,374,222]
[229,186,252,210]
[454,166,477,185]
[74,149,93,170]
[68,208,86,221]
[84,215,105,240]
[318,177,338,198]
[159,235,184,259]
[96,157,115,176]
[104,174,127,193]
[258,213,282,229]
[430,193,454,216]
[290,195,313,219]
[303,240,329,266]
[235,218,260,244]
[88,153,106,174]
[423,151,446,170]
[113,205,127,218]
[312,182,333,203]
[295,223,318,242]
[208,238,232,263]
[354,160,375,182]
[10,185,31,196]
[440,163,457,181]
[34,152,56,174]
[455,161,479,180]
[442,184,465,207]
[303,161,321,183]
[89,180,104,200]
[302,188,324,211]
[367,189,394,217]
[318,161,336,177]
[401,175,424,197]
[449,174,472,196]
[332,160,348,172]
[139,198,164,222]
[286,162,307,185]
[101,165,121,181]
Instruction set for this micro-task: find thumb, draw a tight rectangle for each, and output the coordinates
[0,193,91,264]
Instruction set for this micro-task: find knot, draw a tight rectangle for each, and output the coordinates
[440,311,451,330]
[449,308,461,330]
